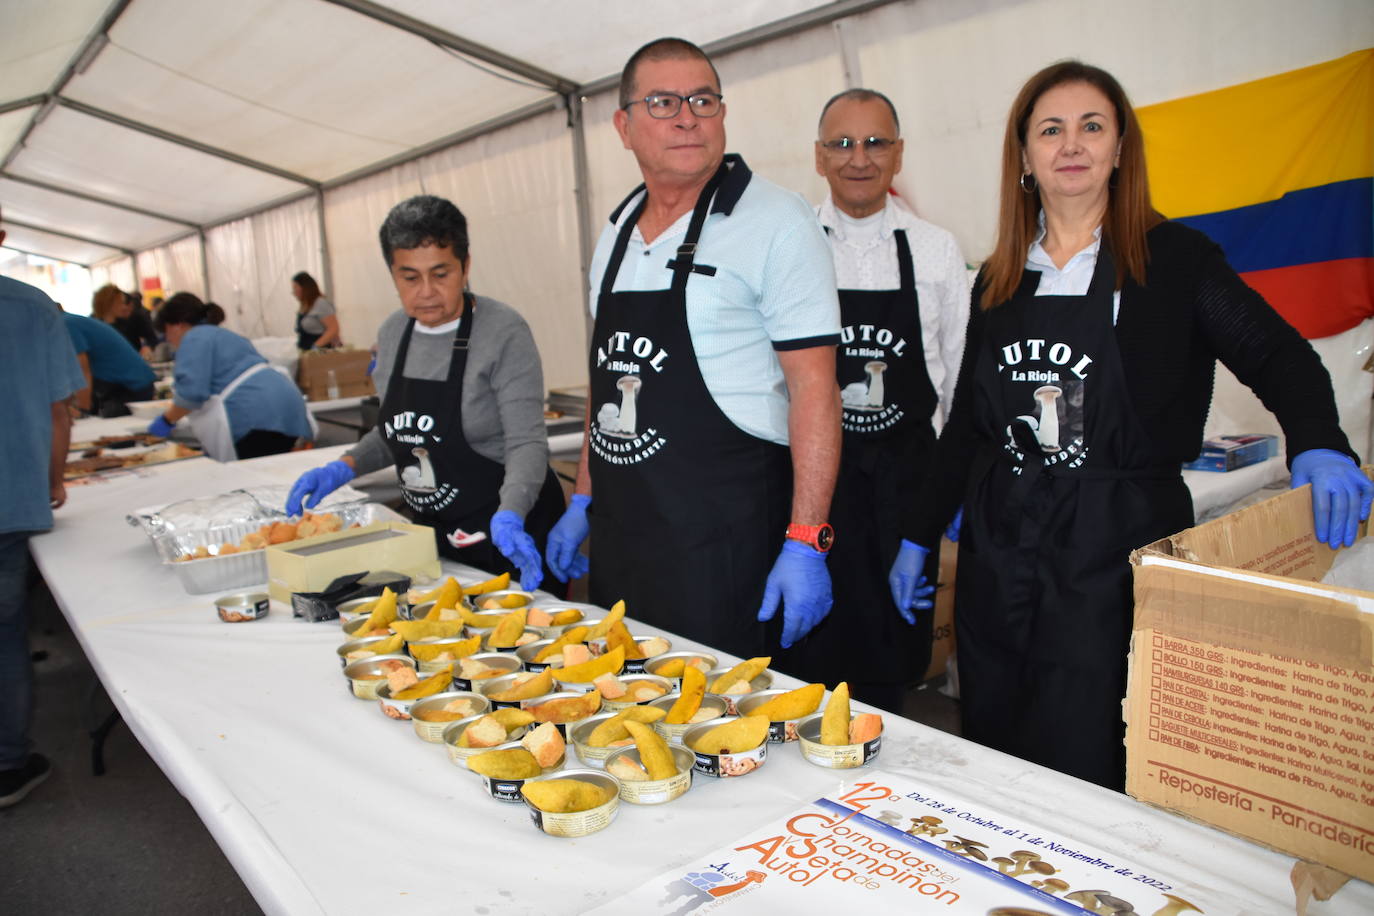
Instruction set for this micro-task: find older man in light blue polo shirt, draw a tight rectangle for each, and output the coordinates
[546,37,842,661]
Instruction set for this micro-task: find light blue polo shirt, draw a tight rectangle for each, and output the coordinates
[588,156,841,445]
[172,325,313,443]
[1,278,85,534]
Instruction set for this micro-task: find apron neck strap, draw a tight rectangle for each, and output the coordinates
[392,294,476,386]
[893,228,915,292]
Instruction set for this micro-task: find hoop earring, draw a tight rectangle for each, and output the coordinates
[1019,172,1037,193]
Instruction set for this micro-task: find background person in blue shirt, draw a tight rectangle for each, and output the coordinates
[148,293,314,461]
[0,211,87,807]
[62,310,156,417]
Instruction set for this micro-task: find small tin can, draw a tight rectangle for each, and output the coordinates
[735,689,814,743]
[601,674,672,712]
[520,691,599,739]
[515,639,557,673]
[214,591,269,623]
[682,717,768,778]
[406,600,466,625]
[603,745,693,805]
[442,714,531,767]
[376,673,452,721]
[470,740,564,803]
[336,634,395,669]
[648,694,729,744]
[643,652,718,688]
[340,615,393,642]
[407,636,474,672]
[520,769,619,836]
[796,713,882,769]
[482,627,543,653]
[470,590,534,613]
[569,713,632,768]
[475,670,547,708]
[621,638,672,675]
[336,596,378,628]
[409,691,489,743]
[343,654,416,700]
[549,654,624,692]
[704,667,774,715]
[452,652,522,692]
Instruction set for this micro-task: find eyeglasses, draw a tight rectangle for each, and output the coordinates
[819,136,898,157]
[624,92,724,119]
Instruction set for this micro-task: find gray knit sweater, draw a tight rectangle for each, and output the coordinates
[345,295,549,517]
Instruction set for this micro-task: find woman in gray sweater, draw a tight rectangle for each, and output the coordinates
[287,196,564,590]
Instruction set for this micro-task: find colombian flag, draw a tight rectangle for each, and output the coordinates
[1138,49,1373,339]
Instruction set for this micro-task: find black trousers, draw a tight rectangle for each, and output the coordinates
[234,429,298,460]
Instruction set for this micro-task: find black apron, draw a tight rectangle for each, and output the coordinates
[296,311,321,351]
[382,302,563,582]
[956,250,1191,790]
[587,159,792,660]
[786,230,939,702]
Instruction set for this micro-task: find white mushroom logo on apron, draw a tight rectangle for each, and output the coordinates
[386,410,459,509]
[998,337,1091,471]
[590,330,670,466]
[840,324,908,434]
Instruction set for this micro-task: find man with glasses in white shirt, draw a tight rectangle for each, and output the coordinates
[545,38,842,661]
[791,88,970,710]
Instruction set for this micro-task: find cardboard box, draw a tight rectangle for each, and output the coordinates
[297,349,375,402]
[265,521,440,603]
[1126,473,1374,881]
[1182,433,1279,472]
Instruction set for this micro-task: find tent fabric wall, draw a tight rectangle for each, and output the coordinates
[137,234,205,302]
[205,195,322,339]
[90,257,136,296]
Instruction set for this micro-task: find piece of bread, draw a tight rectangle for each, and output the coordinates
[562,644,592,667]
[463,716,508,748]
[527,608,553,627]
[607,756,650,782]
[386,667,419,692]
[849,713,882,744]
[594,674,627,699]
[521,721,566,768]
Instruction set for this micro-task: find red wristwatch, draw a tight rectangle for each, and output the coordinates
[785,522,834,553]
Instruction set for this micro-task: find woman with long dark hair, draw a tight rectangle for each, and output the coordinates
[291,271,340,350]
[891,61,1370,790]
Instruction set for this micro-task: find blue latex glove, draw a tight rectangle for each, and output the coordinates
[545,494,591,582]
[756,540,833,649]
[1290,449,1373,549]
[490,510,543,592]
[147,415,175,439]
[888,540,935,625]
[945,506,964,543]
[286,460,355,515]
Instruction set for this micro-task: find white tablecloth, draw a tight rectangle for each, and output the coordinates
[28,446,1372,915]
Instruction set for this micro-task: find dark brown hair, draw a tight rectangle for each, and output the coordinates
[619,38,720,109]
[981,60,1163,309]
[291,271,322,311]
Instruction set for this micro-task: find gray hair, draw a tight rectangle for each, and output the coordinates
[378,195,469,266]
[817,88,901,135]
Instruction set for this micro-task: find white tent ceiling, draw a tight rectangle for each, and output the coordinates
[0,0,873,266]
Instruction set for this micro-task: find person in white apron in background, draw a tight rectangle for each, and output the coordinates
[286,196,564,592]
[148,293,315,462]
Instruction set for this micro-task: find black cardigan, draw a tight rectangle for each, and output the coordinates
[905,220,1357,547]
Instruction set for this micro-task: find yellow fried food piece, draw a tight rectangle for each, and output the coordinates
[820,681,852,746]
[520,778,613,813]
[407,634,480,662]
[553,645,626,684]
[689,715,769,755]
[391,619,466,642]
[586,599,626,639]
[747,683,824,722]
[357,588,399,634]
[656,657,686,678]
[624,719,677,780]
[462,572,511,596]
[534,625,590,662]
[467,747,541,779]
[709,656,770,694]
[493,593,528,609]
[528,691,602,724]
[605,620,644,660]
[490,707,536,730]
[550,608,584,626]
[664,665,706,725]
[391,667,452,700]
[457,605,501,629]
[486,668,555,702]
[362,633,404,657]
[432,578,462,611]
[585,706,667,747]
[487,608,528,649]
[411,576,455,605]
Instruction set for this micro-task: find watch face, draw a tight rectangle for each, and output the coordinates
[816,525,834,551]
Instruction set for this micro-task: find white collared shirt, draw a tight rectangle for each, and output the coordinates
[817,194,971,424]
[1026,215,1123,323]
